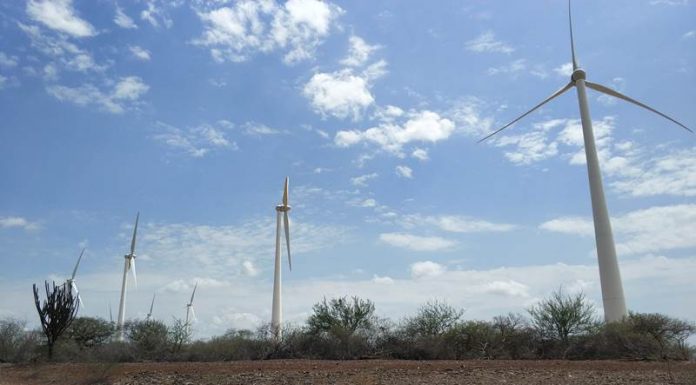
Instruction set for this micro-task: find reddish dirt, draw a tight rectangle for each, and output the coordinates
[2,360,695,385]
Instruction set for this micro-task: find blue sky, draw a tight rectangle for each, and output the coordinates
[1,0,695,338]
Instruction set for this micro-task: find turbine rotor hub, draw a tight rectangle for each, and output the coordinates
[124,254,136,259]
[275,205,291,212]
[571,68,586,82]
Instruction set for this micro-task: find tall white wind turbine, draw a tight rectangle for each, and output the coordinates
[271,177,292,339]
[185,282,198,334]
[146,293,156,321]
[480,2,692,322]
[66,248,86,310]
[117,212,139,340]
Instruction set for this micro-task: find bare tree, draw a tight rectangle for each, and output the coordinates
[33,281,79,359]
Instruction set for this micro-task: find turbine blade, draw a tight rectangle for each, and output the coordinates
[479,82,574,142]
[585,81,693,133]
[282,177,289,206]
[190,306,197,322]
[109,304,113,323]
[568,0,578,71]
[284,212,292,271]
[130,212,140,255]
[130,259,137,288]
[149,293,156,315]
[71,248,85,280]
[190,282,197,304]
[77,293,84,309]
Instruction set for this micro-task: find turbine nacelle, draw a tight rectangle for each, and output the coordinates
[275,204,291,212]
[571,68,586,82]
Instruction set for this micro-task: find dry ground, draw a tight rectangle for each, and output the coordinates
[2,360,696,385]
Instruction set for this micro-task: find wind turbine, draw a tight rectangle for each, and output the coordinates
[146,293,156,321]
[66,248,86,310]
[117,212,139,340]
[479,2,692,322]
[271,177,292,339]
[185,282,198,334]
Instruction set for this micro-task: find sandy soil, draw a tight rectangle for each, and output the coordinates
[2,360,696,385]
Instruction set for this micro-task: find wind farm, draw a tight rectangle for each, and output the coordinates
[1,0,695,383]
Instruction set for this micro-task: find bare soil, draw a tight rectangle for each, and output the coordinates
[2,360,695,385]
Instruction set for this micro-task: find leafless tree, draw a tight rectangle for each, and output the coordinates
[33,281,79,359]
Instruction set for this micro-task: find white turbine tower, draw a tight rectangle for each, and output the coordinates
[66,248,86,310]
[271,177,292,339]
[185,282,198,334]
[480,2,692,322]
[146,293,156,321]
[117,212,139,340]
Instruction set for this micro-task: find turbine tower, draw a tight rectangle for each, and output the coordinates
[66,248,86,310]
[117,212,139,340]
[480,2,692,322]
[271,177,292,339]
[146,293,156,321]
[185,282,197,334]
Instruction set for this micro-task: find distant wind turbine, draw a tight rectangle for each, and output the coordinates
[66,248,86,310]
[117,212,139,340]
[146,293,156,321]
[479,1,692,322]
[271,177,292,339]
[185,282,198,334]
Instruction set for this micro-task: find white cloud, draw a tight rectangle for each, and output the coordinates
[610,147,696,197]
[194,0,342,64]
[540,204,696,256]
[683,30,696,39]
[448,97,495,138]
[540,217,594,237]
[129,46,151,61]
[141,1,173,28]
[0,75,6,89]
[395,165,413,178]
[114,5,137,29]
[0,216,40,231]
[650,0,689,5]
[27,0,96,38]
[351,173,378,187]
[380,233,456,252]
[404,214,516,233]
[303,70,375,120]
[152,121,237,158]
[47,76,149,114]
[481,280,530,297]
[596,78,625,107]
[411,148,429,161]
[410,261,446,279]
[372,275,394,284]
[335,110,455,155]
[341,35,380,67]
[242,261,259,277]
[465,31,514,54]
[493,119,564,165]
[19,23,105,73]
[554,62,573,77]
[242,122,282,136]
[487,58,526,76]
[0,52,18,67]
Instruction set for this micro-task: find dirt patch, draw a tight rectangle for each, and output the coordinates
[2,360,695,385]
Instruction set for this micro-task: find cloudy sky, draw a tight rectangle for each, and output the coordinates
[1,0,695,338]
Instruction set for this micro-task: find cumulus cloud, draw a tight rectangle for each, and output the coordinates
[194,0,342,64]
[554,62,573,77]
[0,52,18,68]
[114,5,137,29]
[341,35,380,67]
[372,275,394,284]
[403,214,516,233]
[411,148,429,161]
[351,173,378,187]
[380,233,456,252]
[304,70,375,120]
[410,261,446,279]
[395,165,413,178]
[141,1,173,28]
[27,0,96,38]
[465,31,514,54]
[47,76,149,113]
[335,110,455,155]
[0,216,40,231]
[129,46,151,61]
[540,204,696,256]
[152,121,237,158]
[19,23,105,73]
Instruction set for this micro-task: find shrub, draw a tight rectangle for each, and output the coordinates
[127,319,170,360]
[0,318,41,363]
[65,317,114,350]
